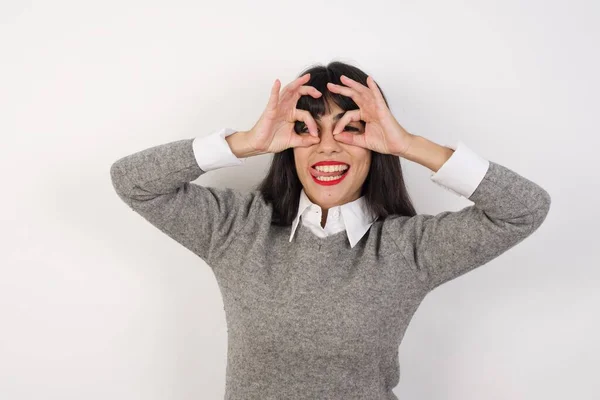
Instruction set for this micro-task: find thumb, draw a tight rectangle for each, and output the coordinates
[290,134,320,148]
[333,131,368,148]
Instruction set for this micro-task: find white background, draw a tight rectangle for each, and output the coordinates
[1,0,598,399]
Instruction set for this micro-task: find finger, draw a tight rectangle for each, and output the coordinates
[281,73,312,100]
[293,109,319,137]
[267,79,281,111]
[366,75,385,105]
[326,82,356,99]
[332,109,361,136]
[297,84,322,98]
[339,75,368,95]
[290,73,311,91]
[333,130,368,148]
[290,133,320,148]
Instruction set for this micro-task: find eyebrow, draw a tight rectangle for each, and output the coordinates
[314,112,346,122]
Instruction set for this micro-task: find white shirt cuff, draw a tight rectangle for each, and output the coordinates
[430,141,490,198]
[192,127,245,171]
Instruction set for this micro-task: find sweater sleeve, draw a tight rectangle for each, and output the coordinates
[388,145,552,292]
[109,131,261,266]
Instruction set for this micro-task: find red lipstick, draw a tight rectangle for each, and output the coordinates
[310,161,350,186]
[312,161,349,167]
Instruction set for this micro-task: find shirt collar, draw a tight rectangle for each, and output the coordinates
[289,189,378,248]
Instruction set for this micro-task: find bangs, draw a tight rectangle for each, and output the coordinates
[294,69,360,123]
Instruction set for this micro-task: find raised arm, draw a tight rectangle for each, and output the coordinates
[387,139,552,292]
[109,128,263,266]
[109,73,334,266]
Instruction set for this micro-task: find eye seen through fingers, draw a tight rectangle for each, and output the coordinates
[295,121,361,135]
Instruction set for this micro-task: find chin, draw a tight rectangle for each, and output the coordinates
[310,189,349,205]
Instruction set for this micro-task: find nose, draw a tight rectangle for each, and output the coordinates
[316,126,342,155]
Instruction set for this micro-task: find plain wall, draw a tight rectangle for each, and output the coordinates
[1,0,598,398]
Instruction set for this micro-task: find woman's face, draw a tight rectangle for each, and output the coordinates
[293,100,372,210]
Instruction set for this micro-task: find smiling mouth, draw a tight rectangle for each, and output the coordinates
[311,170,349,185]
[309,164,350,186]
[309,165,350,178]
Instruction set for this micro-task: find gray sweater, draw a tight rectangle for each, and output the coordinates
[110,138,551,399]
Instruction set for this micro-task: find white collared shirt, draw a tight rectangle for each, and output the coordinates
[289,189,378,248]
[192,128,490,248]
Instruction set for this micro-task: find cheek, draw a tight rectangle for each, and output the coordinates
[293,150,309,177]
[351,151,371,174]
[293,149,303,161]
[356,157,371,183]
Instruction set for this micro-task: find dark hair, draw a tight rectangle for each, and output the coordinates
[255,61,417,226]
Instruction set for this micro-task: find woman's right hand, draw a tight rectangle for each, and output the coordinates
[246,73,322,154]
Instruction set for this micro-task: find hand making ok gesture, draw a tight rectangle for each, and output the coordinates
[327,75,415,156]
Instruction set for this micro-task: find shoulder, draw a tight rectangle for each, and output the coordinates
[377,213,429,253]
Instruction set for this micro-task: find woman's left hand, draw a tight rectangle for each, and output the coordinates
[327,75,414,156]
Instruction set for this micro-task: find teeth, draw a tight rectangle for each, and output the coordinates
[314,165,348,173]
[316,174,343,181]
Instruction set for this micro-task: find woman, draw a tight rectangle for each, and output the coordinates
[110,61,551,399]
